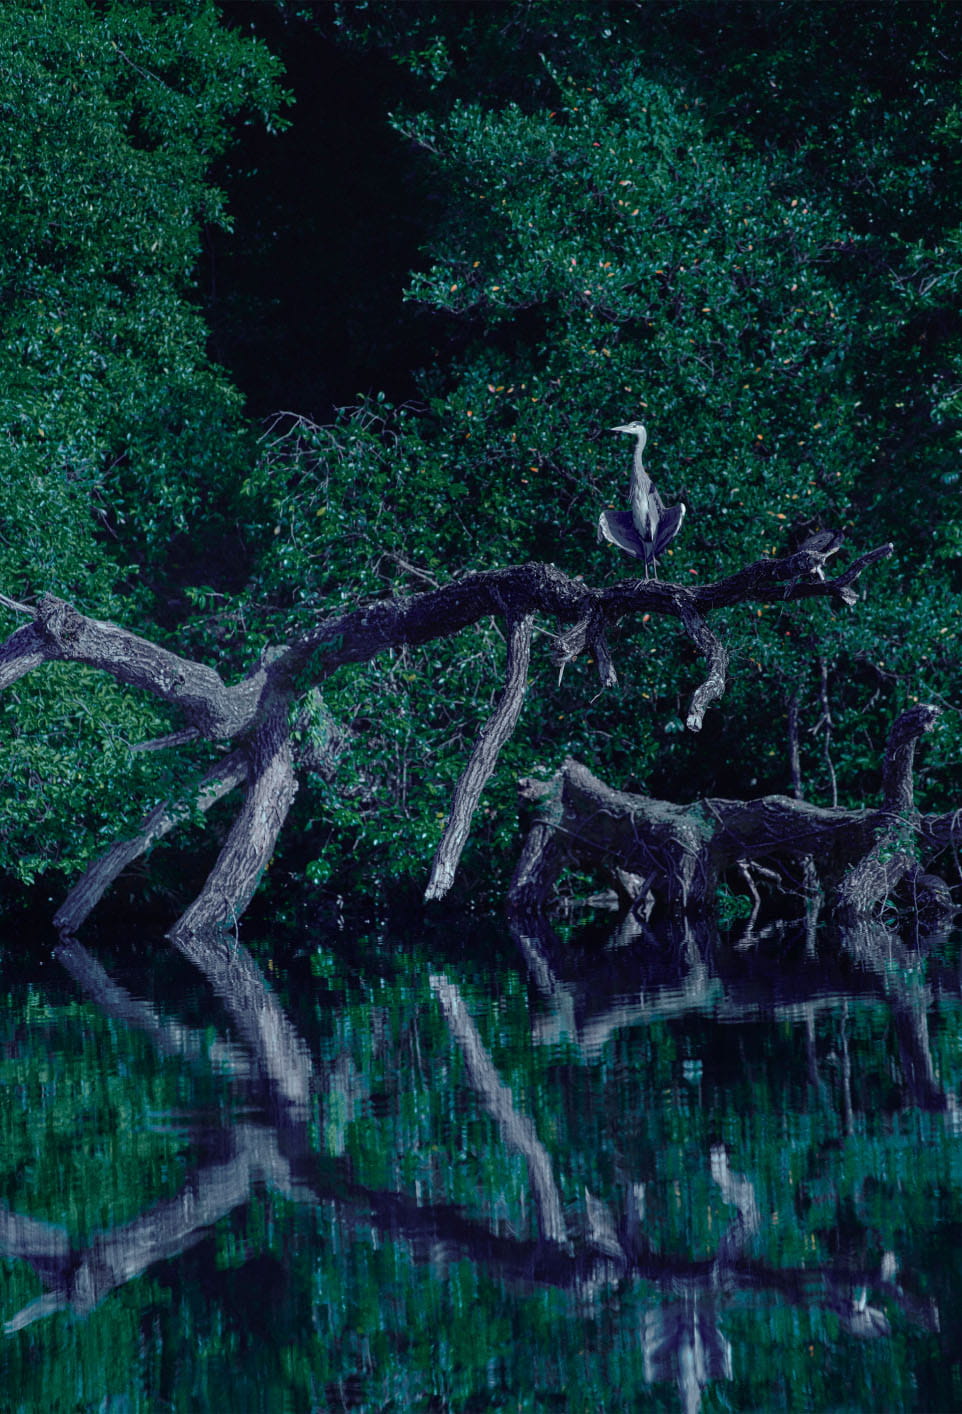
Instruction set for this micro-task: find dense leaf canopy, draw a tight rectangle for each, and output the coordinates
[2,0,961,904]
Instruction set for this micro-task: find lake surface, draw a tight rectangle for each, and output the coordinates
[0,907,960,1412]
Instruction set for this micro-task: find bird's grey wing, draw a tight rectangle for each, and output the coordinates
[652,501,686,557]
[598,508,648,559]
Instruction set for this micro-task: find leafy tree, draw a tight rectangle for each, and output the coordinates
[3,0,962,906]
[0,0,285,888]
[219,1,962,900]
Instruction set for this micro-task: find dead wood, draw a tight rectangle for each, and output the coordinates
[0,537,893,940]
[508,705,954,929]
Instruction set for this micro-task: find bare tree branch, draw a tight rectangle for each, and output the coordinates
[54,749,248,937]
[882,703,942,815]
[169,713,297,950]
[0,536,894,932]
[425,612,533,900]
[678,604,729,731]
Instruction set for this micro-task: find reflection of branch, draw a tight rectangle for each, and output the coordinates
[430,973,568,1246]
[837,921,950,1112]
[512,901,958,1125]
[710,1145,760,1266]
[5,1126,935,1343]
[643,1296,731,1414]
[54,937,207,1064]
[2,1125,306,1333]
[574,964,717,1058]
[57,933,313,1111]
[4,937,940,1384]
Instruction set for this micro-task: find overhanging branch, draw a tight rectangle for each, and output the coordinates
[0,535,894,933]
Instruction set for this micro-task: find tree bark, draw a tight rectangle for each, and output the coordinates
[0,536,894,935]
[508,705,953,928]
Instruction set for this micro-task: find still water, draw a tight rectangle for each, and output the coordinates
[0,908,960,1412]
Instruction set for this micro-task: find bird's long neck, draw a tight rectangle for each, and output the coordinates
[629,434,656,538]
[631,436,647,486]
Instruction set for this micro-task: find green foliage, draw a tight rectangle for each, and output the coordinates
[0,0,286,886]
[240,7,962,895]
[233,8,962,893]
[4,0,962,899]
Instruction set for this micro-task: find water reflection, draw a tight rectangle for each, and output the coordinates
[0,906,958,1410]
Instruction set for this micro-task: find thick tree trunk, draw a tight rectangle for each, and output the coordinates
[508,706,954,930]
[0,536,895,937]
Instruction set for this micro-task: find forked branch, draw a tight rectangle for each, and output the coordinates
[0,536,892,935]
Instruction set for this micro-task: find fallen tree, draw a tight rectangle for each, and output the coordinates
[507,701,958,934]
[0,535,895,951]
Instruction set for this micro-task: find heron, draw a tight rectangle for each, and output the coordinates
[597,421,686,579]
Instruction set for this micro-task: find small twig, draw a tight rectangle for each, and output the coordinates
[376,552,441,589]
[0,592,34,616]
[126,728,200,753]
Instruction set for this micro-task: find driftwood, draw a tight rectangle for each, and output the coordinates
[508,703,957,930]
[0,537,891,943]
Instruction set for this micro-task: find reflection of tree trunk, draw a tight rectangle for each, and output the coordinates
[3,1130,937,1340]
[430,973,568,1246]
[55,937,206,1063]
[837,922,949,1112]
[509,904,955,1114]
[643,1297,732,1414]
[2,940,940,1367]
[2,1125,299,1331]
[57,933,313,1109]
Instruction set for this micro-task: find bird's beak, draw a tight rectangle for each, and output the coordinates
[610,424,634,433]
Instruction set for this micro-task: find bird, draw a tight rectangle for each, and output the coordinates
[597,421,686,579]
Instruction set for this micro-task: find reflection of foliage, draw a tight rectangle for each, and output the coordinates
[716,883,753,925]
[0,924,958,1410]
[0,995,200,1234]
